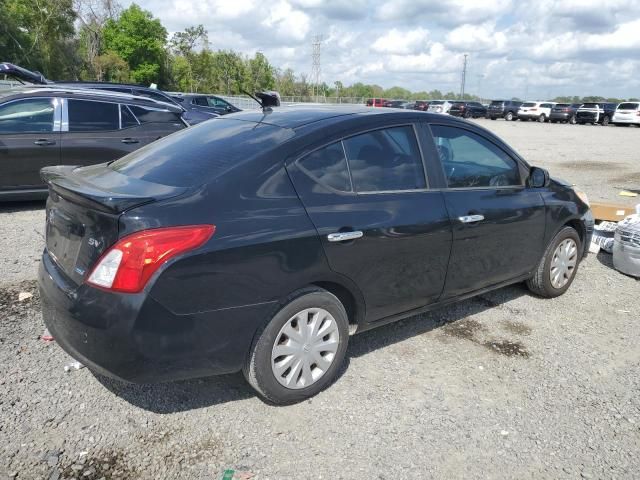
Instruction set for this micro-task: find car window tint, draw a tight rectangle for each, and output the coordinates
[297,142,351,192]
[68,100,119,132]
[193,97,208,107]
[135,89,168,103]
[0,98,54,133]
[343,126,426,192]
[128,105,177,123]
[618,103,639,110]
[431,125,521,189]
[121,105,138,128]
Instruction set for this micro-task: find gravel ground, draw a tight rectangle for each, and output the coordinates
[1,121,639,480]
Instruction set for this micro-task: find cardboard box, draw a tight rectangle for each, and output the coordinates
[591,202,637,222]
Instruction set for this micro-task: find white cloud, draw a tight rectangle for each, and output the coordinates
[446,23,507,54]
[371,28,430,55]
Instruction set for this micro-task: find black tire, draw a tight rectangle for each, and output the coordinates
[504,111,514,121]
[569,116,577,125]
[463,110,471,119]
[538,114,546,123]
[490,117,497,120]
[550,120,557,123]
[526,226,582,298]
[602,115,610,126]
[243,287,349,404]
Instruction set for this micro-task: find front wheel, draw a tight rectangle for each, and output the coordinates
[569,116,577,124]
[505,111,514,121]
[602,115,610,126]
[538,114,546,123]
[527,226,582,298]
[243,288,349,404]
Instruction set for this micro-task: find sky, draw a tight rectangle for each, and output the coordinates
[124,0,640,99]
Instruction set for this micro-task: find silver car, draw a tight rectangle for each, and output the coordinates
[427,100,454,114]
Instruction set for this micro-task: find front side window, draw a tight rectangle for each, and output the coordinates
[0,98,54,133]
[193,97,209,107]
[430,124,521,189]
[343,126,426,192]
[297,142,351,192]
[68,100,119,132]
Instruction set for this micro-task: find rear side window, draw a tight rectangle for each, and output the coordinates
[522,102,536,107]
[343,126,426,192]
[110,119,294,187]
[0,98,54,133]
[68,100,119,132]
[431,124,521,189]
[128,105,178,124]
[120,105,139,128]
[540,103,553,108]
[297,142,351,192]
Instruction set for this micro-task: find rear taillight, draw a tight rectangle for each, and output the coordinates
[87,225,215,293]
[530,108,537,111]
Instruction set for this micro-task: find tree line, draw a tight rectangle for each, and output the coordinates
[1,0,637,103]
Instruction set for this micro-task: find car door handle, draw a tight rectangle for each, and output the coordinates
[121,138,139,144]
[327,231,363,242]
[458,214,485,223]
[34,139,55,146]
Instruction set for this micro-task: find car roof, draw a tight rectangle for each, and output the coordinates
[0,86,182,112]
[222,104,458,129]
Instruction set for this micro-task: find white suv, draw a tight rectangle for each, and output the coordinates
[517,101,557,122]
[612,102,640,126]
[427,100,454,114]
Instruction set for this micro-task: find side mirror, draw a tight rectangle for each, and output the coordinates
[528,167,550,188]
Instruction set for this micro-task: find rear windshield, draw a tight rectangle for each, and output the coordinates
[490,101,504,106]
[554,103,569,108]
[110,119,294,187]
[522,102,536,107]
[618,103,639,110]
[430,101,444,105]
[581,103,600,108]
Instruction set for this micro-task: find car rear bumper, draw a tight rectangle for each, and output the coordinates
[39,251,274,383]
[612,116,640,124]
[550,112,571,121]
[517,113,541,119]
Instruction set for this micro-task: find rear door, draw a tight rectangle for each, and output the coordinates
[0,97,61,189]
[428,123,546,299]
[287,124,452,322]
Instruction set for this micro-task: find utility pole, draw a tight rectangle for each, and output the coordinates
[311,35,323,99]
[460,54,468,100]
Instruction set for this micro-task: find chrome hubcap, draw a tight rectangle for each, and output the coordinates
[550,238,578,289]
[271,308,340,389]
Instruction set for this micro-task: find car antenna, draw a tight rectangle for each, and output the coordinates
[242,90,269,112]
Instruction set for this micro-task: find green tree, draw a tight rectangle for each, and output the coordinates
[244,52,275,92]
[102,3,167,85]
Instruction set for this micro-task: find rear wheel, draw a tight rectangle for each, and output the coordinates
[602,115,610,126]
[504,111,514,121]
[243,288,349,404]
[527,226,581,298]
[569,116,577,124]
[538,114,546,123]
[490,117,497,120]
[463,110,471,119]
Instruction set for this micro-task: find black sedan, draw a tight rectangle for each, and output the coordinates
[0,86,186,200]
[448,101,487,118]
[39,106,593,404]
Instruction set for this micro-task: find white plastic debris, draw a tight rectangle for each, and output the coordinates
[612,205,640,277]
[64,360,85,372]
[18,291,33,302]
[591,221,617,253]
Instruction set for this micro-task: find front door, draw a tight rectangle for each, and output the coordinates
[287,125,452,322]
[0,97,60,189]
[429,124,546,299]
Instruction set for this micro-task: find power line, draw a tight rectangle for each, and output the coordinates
[311,35,323,98]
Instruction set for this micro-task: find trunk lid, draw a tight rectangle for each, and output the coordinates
[42,164,188,285]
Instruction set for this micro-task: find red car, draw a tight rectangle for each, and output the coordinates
[365,98,387,107]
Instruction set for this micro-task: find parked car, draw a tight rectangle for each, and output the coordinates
[365,98,386,107]
[486,100,522,121]
[427,100,454,114]
[412,100,430,111]
[576,103,616,125]
[171,93,241,116]
[383,100,408,108]
[517,102,556,122]
[0,86,186,200]
[0,62,214,125]
[549,103,582,124]
[39,105,593,404]
[448,101,487,118]
[612,102,640,126]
